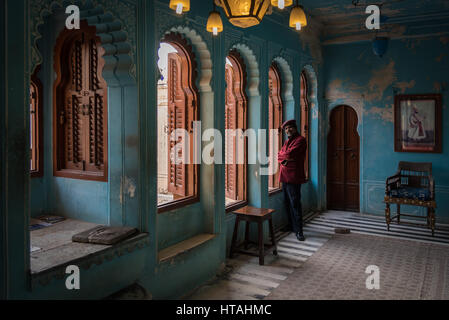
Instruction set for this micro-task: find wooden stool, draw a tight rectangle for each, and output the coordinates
[229,206,278,266]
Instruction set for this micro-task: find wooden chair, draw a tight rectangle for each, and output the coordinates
[384,162,436,236]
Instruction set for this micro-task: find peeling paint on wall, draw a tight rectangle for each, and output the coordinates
[366,105,394,123]
[366,60,397,101]
[435,53,446,63]
[327,60,397,104]
[120,176,137,204]
[434,81,447,93]
[404,39,422,50]
[396,80,416,93]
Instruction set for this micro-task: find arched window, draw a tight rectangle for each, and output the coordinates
[157,33,199,211]
[53,21,108,181]
[268,63,283,192]
[300,70,309,181]
[225,50,248,209]
[30,65,43,177]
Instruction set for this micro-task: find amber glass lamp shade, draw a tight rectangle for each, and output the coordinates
[271,0,293,10]
[169,0,190,14]
[219,0,271,28]
[289,5,307,30]
[207,11,224,36]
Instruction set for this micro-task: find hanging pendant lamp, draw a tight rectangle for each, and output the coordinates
[289,1,307,31]
[271,0,293,10]
[372,37,389,57]
[218,0,271,28]
[169,0,190,14]
[207,3,223,36]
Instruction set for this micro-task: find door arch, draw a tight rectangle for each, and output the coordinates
[327,105,360,212]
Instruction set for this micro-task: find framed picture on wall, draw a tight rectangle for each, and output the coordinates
[394,94,442,153]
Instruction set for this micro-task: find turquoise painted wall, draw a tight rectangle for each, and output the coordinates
[3,0,324,299]
[144,1,324,298]
[323,36,449,223]
[1,0,6,299]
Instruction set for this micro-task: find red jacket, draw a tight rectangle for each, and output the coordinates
[277,133,307,184]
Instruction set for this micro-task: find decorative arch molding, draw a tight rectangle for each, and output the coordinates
[160,32,200,96]
[30,0,136,84]
[227,49,249,110]
[301,65,318,109]
[327,101,364,136]
[230,43,260,97]
[161,26,213,93]
[272,56,294,103]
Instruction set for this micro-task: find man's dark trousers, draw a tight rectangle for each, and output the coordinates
[283,183,303,234]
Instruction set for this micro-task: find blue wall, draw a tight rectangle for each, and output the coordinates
[324,36,449,223]
[3,0,325,300]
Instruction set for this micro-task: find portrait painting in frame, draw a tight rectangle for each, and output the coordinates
[394,94,442,153]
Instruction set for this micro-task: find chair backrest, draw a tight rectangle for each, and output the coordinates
[398,162,432,188]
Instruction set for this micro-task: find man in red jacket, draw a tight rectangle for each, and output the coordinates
[278,119,307,241]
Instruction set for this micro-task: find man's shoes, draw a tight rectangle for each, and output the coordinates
[296,232,305,242]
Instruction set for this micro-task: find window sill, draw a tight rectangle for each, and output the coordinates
[30,218,149,288]
[54,169,107,182]
[31,170,43,178]
[225,201,248,214]
[158,233,216,263]
[157,196,200,214]
[268,188,283,196]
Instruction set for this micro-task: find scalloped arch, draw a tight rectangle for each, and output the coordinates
[161,26,213,93]
[272,56,294,102]
[302,64,320,119]
[230,43,260,97]
[30,0,135,85]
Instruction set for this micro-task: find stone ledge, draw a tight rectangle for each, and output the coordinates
[158,234,216,263]
[31,233,150,288]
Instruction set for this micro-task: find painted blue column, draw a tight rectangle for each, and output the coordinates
[0,0,6,300]
[2,0,30,299]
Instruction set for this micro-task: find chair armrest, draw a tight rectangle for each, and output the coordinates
[385,172,401,194]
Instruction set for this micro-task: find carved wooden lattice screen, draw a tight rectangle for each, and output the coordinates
[54,23,108,181]
[300,70,309,181]
[268,64,283,190]
[225,51,247,204]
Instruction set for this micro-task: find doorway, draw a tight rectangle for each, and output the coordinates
[327,105,360,212]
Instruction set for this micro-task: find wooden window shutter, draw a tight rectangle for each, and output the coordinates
[167,52,187,197]
[225,64,238,200]
[300,71,309,181]
[158,33,199,208]
[54,22,108,181]
[268,65,283,190]
[225,51,248,204]
[30,65,43,176]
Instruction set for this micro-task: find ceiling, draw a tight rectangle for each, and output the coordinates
[270,0,449,44]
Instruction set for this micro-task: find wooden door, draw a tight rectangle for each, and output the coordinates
[327,105,360,212]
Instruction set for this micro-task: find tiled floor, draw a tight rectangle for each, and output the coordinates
[186,228,332,300]
[186,210,449,300]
